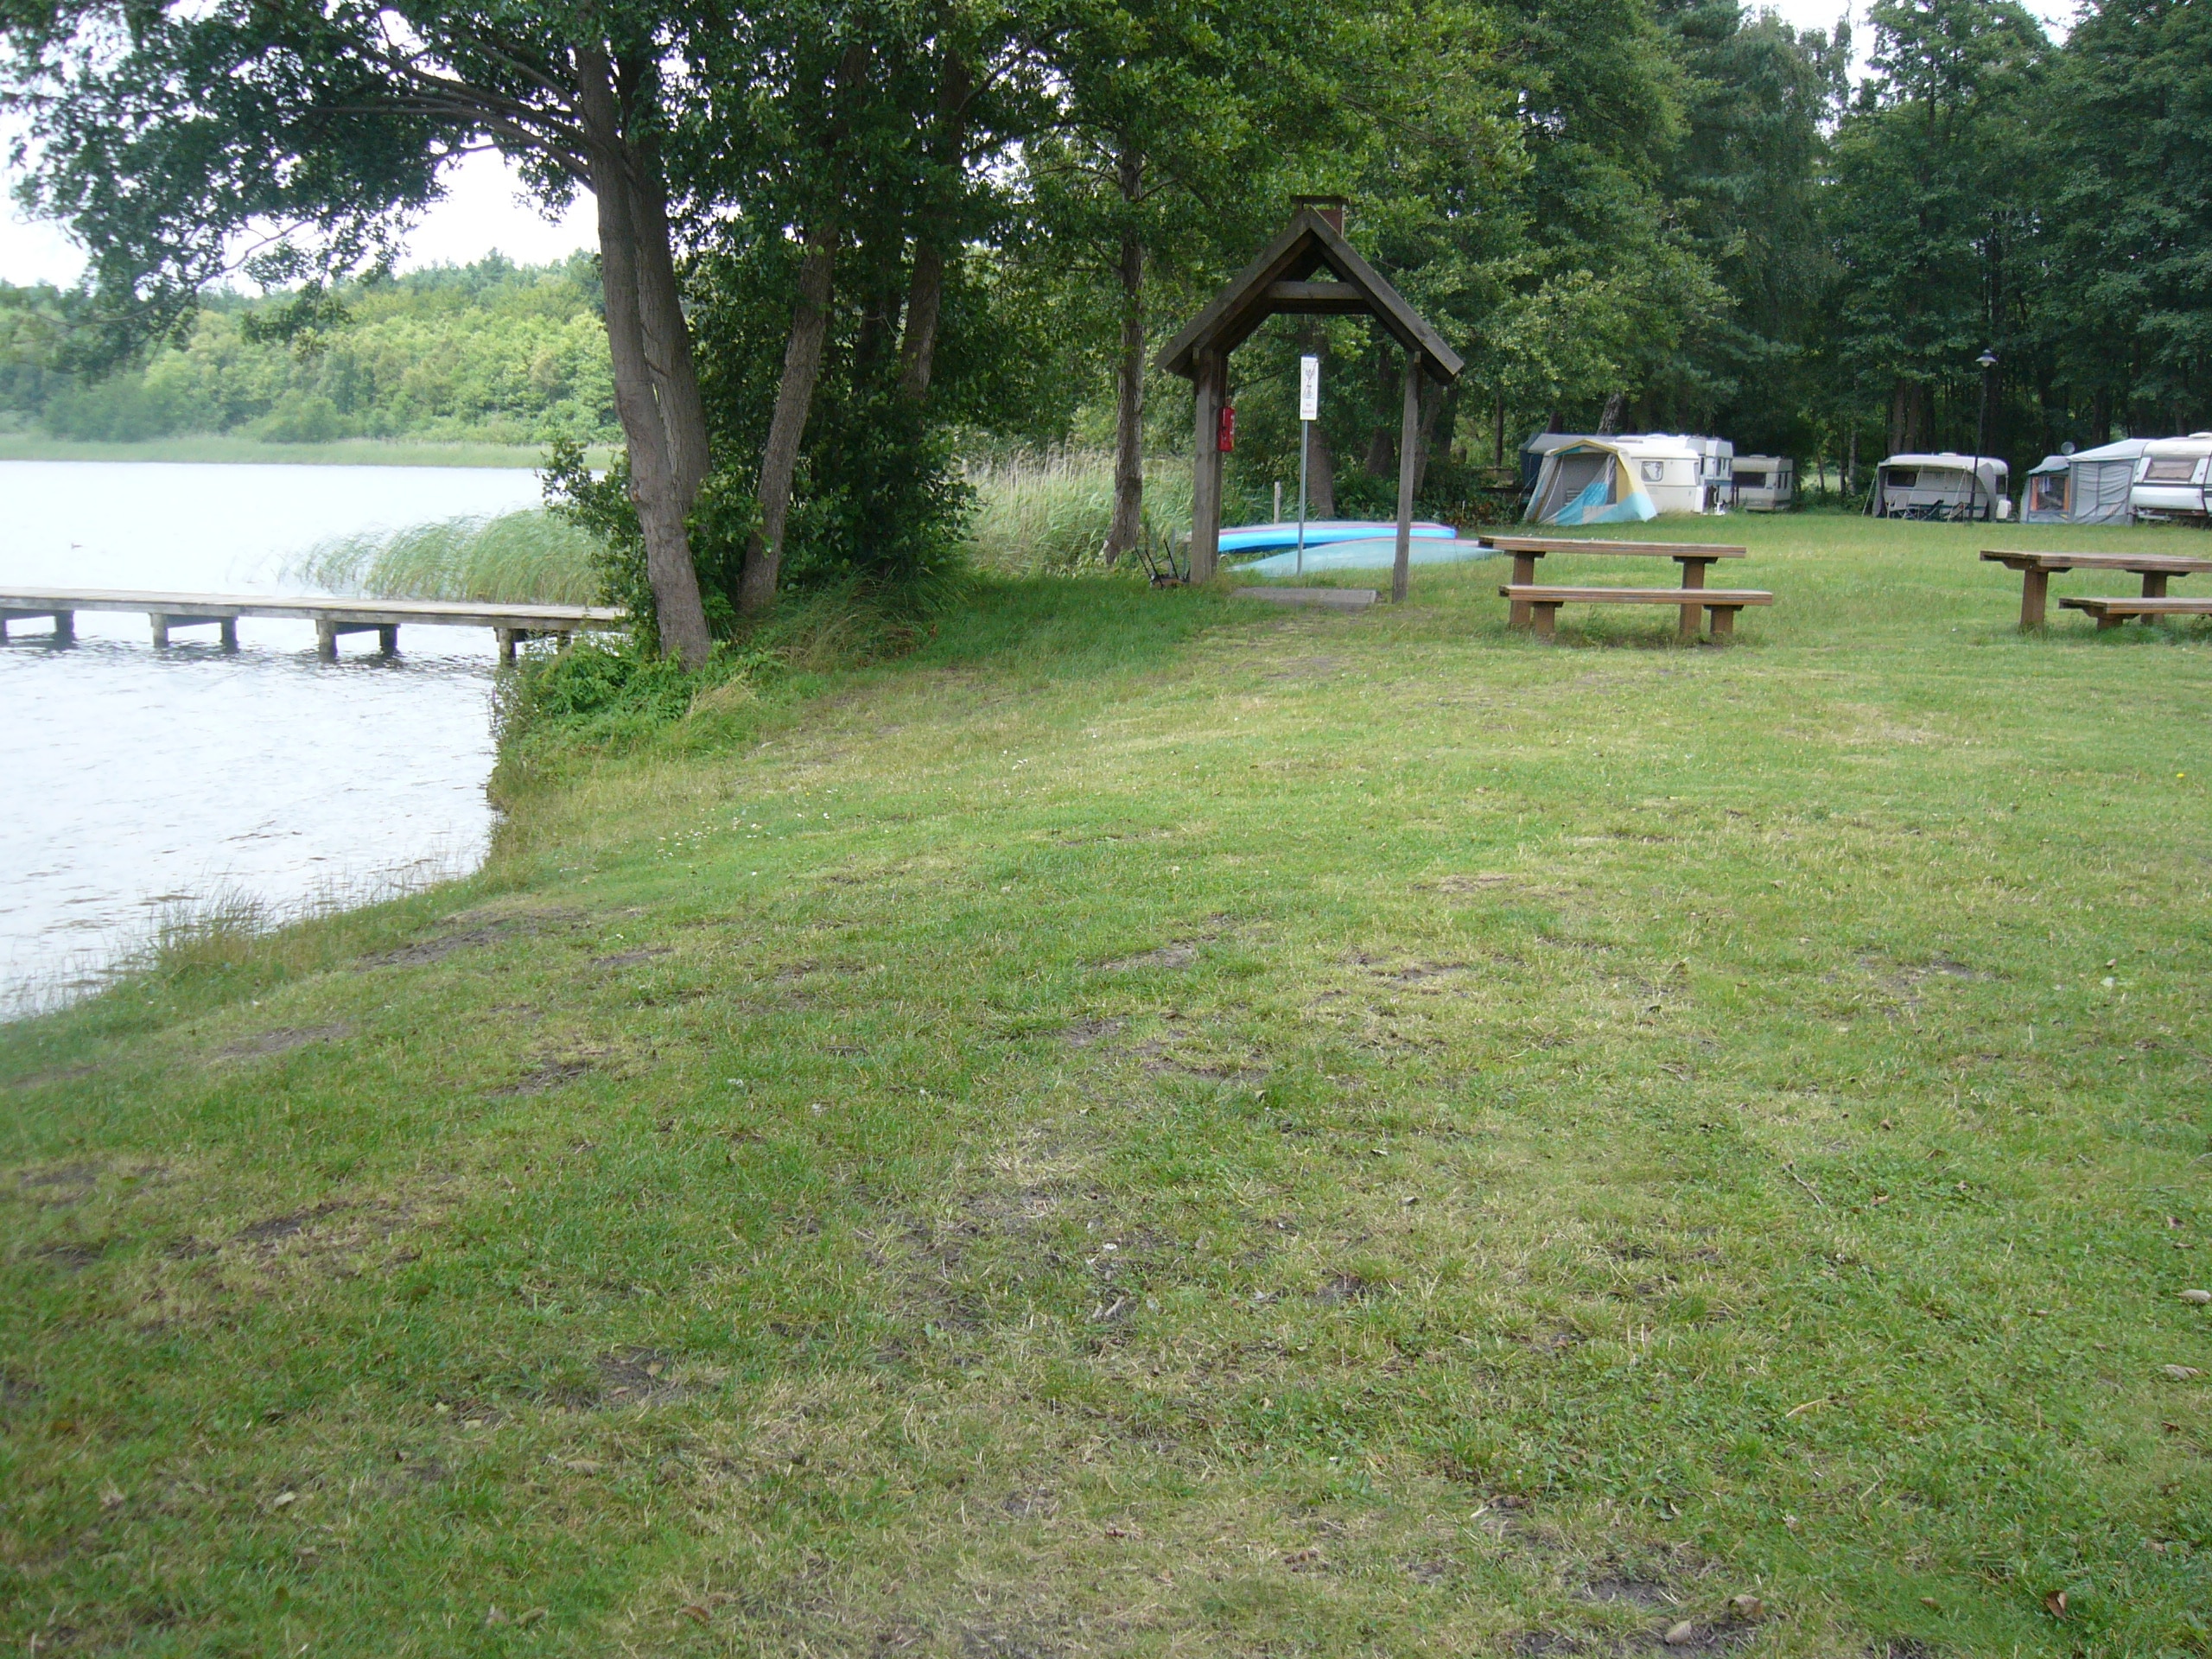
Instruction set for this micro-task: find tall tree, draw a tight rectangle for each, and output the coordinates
[2044,0,2212,435]
[1825,0,2049,458]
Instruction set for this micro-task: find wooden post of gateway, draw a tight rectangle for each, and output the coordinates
[1391,352,1421,604]
[1155,200,1460,595]
[1190,350,1226,584]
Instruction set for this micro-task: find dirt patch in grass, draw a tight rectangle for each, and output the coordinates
[34,1240,109,1271]
[218,1024,352,1059]
[365,908,579,968]
[16,1163,99,1205]
[1058,1018,1126,1047]
[1576,1576,1674,1605]
[591,1348,688,1407]
[1098,941,1202,970]
[236,1201,352,1243]
[588,947,671,968]
[489,1059,595,1097]
[3,1063,97,1092]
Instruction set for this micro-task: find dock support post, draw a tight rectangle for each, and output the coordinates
[54,611,74,643]
[378,625,399,655]
[219,618,237,651]
[495,626,517,665]
[151,613,170,649]
[555,632,572,652]
[316,620,338,661]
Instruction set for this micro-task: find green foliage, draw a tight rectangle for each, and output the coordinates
[0,256,616,446]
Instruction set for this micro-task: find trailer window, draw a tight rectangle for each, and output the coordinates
[2144,458,2197,482]
[1737,471,1768,490]
[1884,468,1917,489]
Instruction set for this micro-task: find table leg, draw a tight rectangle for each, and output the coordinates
[1677,557,1707,643]
[1531,602,1559,639]
[2020,567,2050,630]
[1509,555,1537,628]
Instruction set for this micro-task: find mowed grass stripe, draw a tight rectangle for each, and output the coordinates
[3,514,2209,1656]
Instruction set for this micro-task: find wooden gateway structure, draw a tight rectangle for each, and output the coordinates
[1156,200,1464,601]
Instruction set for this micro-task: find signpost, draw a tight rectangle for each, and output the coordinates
[1297,355,1320,574]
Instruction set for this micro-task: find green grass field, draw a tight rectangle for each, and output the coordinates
[0,435,617,469]
[5,513,2211,1656]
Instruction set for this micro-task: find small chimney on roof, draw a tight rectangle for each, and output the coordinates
[1292,194,1349,233]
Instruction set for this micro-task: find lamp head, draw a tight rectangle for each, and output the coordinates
[1976,350,1998,369]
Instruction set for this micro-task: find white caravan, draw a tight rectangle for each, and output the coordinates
[1731,455,1796,512]
[1867,453,2011,520]
[1608,433,1733,515]
[2131,433,2212,521]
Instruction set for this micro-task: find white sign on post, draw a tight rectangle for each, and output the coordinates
[1298,355,1321,423]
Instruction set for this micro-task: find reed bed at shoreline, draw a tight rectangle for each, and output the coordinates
[289,507,604,606]
[963,448,1195,575]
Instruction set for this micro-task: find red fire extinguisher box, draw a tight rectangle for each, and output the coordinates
[1217,404,1235,453]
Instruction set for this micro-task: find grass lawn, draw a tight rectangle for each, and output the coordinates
[5,512,2211,1657]
[0,435,618,469]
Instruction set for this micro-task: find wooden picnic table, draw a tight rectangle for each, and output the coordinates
[1480,537,1748,632]
[1980,549,2212,629]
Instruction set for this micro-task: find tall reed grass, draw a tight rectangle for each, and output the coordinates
[289,509,603,606]
[962,449,1194,575]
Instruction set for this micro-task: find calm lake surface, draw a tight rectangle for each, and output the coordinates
[1,460,550,1008]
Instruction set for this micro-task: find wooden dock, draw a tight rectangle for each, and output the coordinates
[0,587,625,662]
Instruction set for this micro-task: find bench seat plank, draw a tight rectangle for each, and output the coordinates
[1499,584,1773,643]
[2058,595,2212,629]
[1484,539,1748,557]
[1500,586,1774,605]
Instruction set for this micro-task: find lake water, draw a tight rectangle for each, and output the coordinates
[1,460,551,1008]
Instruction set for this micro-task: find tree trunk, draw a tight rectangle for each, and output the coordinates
[626,152,709,512]
[575,47,712,668]
[1888,378,1930,453]
[1306,416,1337,518]
[1596,391,1624,435]
[1414,378,1452,494]
[741,221,837,614]
[897,54,971,403]
[898,241,946,401]
[1363,336,1396,477]
[1492,393,1505,467]
[1105,224,1145,562]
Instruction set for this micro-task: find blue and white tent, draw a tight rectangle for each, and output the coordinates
[1524,438,1661,525]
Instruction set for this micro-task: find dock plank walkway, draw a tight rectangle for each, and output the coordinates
[0,586,625,661]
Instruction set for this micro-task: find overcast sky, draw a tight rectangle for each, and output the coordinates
[0,0,2080,291]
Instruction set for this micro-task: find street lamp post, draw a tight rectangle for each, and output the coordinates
[1974,348,1999,521]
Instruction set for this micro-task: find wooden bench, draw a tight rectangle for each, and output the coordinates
[1483,537,1747,633]
[1501,584,1774,641]
[1981,550,2212,628]
[2056,596,2212,629]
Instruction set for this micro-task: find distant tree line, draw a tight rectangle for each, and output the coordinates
[4,0,2206,657]
[0,255,618,446]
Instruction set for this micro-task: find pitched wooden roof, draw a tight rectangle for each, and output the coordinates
[1154,207,1464,382]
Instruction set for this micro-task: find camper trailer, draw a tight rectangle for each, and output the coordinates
[2131,433,2212,521]
[2024,439,2147,524]
[1732,455,1796,512]
[1867,453,2011,520]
